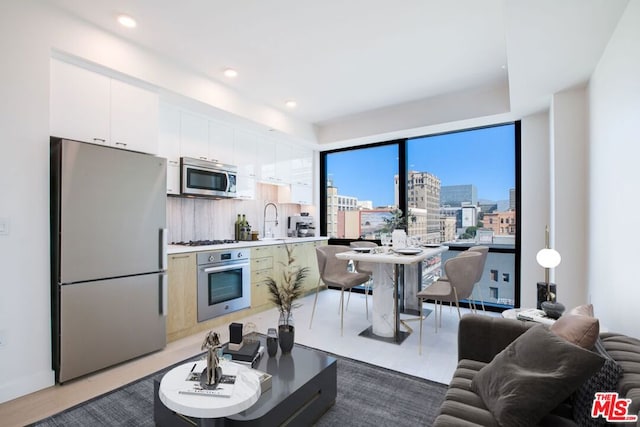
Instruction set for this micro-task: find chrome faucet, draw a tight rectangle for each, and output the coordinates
[263,202,279,238]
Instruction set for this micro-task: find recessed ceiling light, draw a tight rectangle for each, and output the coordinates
[223,68,238,78]
[285,100,297,108]
[117,14,137,28]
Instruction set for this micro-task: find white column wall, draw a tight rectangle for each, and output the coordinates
[550,87,589,311]
[0,1,55,403]
[519,112,551,308]
[588,0,640,336]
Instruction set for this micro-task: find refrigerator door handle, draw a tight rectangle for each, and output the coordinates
[160,273,168,316]
[160,228,168,270]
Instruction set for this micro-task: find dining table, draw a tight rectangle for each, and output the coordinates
[335,245,449,344]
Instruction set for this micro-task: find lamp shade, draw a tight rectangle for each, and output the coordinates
[536,248,561,269]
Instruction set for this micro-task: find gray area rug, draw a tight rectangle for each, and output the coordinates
[30,347,447,427]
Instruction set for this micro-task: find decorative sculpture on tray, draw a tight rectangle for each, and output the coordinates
[200,331,223,389]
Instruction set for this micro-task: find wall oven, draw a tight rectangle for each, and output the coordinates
[181,157,237,198]
[197,249,250,322]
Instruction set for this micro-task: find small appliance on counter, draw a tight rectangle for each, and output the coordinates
[287,215,315,237]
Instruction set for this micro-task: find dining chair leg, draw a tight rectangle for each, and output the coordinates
[477,286,486,312]
[309,278,321,329]
[364,283,369,320]
[346,287,352,311]
[419,299,423,355]
[340,288,345,336]
[439,300,443,329]
[452,287,462,319]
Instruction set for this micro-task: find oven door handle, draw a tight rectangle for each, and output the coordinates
[202,262,250,273]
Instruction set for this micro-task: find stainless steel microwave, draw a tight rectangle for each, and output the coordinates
[181,157,237,198]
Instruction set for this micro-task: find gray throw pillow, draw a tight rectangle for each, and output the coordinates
[471,324,605,427]
[572,338,624,426]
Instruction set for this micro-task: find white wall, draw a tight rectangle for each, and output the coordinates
[0,1,56,403]
[551,86,589,310]
[588,0,640,336]
[520,112,550,308]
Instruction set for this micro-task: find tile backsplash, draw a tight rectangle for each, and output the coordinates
[166,183,315,243]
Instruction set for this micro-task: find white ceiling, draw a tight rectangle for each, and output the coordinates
[43,0,629,144]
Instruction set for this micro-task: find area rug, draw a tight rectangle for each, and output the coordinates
[30,346,447,427]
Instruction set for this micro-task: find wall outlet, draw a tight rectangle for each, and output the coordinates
[0,330,6,347]
[0,218,8,235]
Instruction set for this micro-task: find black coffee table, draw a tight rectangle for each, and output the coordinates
[154,338,337,426]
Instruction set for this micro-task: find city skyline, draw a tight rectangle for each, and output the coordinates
[326,124,516,207]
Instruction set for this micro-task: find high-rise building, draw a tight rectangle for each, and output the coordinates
[441,184,477,207]
[403,171,441,243]
[326,180,359,238]
[509,188,516,211]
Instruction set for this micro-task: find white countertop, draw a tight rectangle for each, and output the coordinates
[168,236,328,255]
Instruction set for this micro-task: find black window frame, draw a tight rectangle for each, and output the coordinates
[319,121,521,310]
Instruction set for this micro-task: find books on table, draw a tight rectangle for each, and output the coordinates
[516,308,555,325]
[179,373,236,398]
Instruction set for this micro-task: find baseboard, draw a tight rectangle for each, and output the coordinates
[0,368,55,404]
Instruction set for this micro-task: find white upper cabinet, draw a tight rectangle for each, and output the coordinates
[275,141,292,185]
[208,121,234,164]
[179,111,209,160]
[110,79,159,154]
[50,59,159,155]
[233,129,258,178]
[258,137,278,184]
[291,146,313,186]
[50,59,110,145]
[158,103,181,194]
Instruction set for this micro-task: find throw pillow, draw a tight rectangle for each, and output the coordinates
[572,338,624,426]
[550,313,600,349]
[471,324,605,427]
[569,303,594,317]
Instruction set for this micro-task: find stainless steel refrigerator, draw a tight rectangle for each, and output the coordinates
[50,137,168,383]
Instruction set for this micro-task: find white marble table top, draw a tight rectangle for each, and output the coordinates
[335,245,448,264]
[159,359,261,419]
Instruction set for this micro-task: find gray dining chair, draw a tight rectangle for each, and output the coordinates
[467,245,489,312]
[416,251,483,354]
[348,241,378,317]
[309,245,371,336]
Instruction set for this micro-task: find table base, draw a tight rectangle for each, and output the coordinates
[358,326,411,345]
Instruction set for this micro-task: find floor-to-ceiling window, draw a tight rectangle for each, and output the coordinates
[320,122,520,310]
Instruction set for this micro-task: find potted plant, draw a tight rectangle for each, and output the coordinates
[264,243,309,353]
[381,208,416,231]
[382,208,415,247]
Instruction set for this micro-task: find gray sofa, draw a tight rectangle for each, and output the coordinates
[433,314,640,426]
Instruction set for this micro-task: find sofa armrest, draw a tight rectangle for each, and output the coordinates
[458,314,535,363]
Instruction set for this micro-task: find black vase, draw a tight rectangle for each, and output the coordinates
[278,325,295,353]
[266,328,278,357]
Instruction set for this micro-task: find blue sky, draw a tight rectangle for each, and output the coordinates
[326,123,515,206]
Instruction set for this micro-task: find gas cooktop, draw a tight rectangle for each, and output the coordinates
[171,239,238,246]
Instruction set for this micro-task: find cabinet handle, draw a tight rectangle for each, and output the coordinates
[169,160,179,165]
[115,142,128,147]
[93,138,106,143]
[199,156,207,160]
[171,254,191,259]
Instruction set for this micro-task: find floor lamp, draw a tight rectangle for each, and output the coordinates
[536,226,564,318]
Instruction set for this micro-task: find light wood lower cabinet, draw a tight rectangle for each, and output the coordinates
[251,246,274,308]
[165,239,328,342]
[166,253,197,338]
